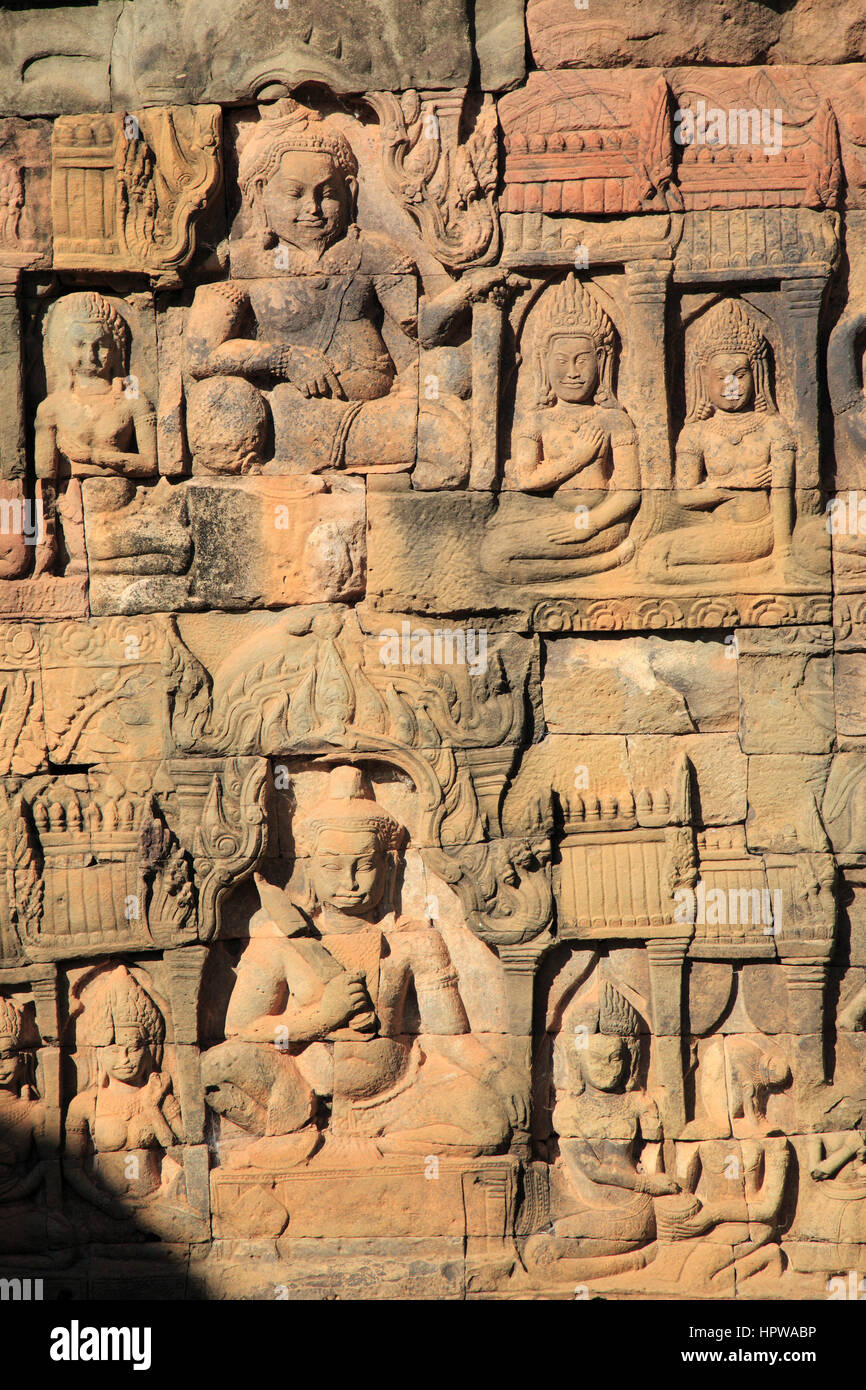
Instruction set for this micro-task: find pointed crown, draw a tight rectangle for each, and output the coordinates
[0,996,23,1047]
[239,99,358,202]
[78,965,164,1050]
[536,274,615,355]
[296,765,405,854]
[694,298,767,364]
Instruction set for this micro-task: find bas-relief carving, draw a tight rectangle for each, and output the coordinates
[481,275,640,583]
[202,766,522,1172]
[184,98,513,489]
[0,0,861,1299]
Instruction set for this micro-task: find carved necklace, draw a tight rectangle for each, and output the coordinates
[708,411,764,447]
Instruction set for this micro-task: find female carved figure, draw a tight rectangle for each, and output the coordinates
[481,275,640,584]
[524,981,677,1280]
[640,298,806,583]
[34,292,159,576]
[184,98,508,487]
[64,965,196,1240]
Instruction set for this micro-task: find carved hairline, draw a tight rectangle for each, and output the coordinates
[46,291,129,362]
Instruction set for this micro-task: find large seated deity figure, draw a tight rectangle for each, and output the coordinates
[639,298,823,585]
[481,275,640,584]
[34,291,190,579]
[524,980,677,1282]
[184,99,509,488]
[202,765,523,1163]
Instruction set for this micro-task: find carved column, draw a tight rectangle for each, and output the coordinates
[646,935,692,1138]
[624,258,673,488]
[0,276,25,480]
[782,955,831,1090]
[778,274,828,491]
[498,938,550,1160]
[164,944,211,1220]
[470,299,504,489]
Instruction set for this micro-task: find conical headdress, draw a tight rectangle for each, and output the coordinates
[693,298,766,364]
[296,765,405,855]
[78,965,164,1051]
[535,274,614,355]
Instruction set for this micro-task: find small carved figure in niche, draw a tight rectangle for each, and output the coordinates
[202,765,523,1164]
[647,1037,792,1291]
[640,299,816,584]
[64,965,196,1239]
[525,981,677,1280]
[0,995,71,1256]
[35,292,158,576]
[184,99,510,487]
[481,276,640,583]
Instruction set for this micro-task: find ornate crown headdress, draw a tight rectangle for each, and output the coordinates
[694,298,766,364]
[598,981,640,1039]
[78,965,164,1051]
[535,274,615,354]
[0,996,23,1047]
[239,99,359,205]
[296,765,405,855]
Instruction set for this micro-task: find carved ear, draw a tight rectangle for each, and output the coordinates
[254,872,307,936]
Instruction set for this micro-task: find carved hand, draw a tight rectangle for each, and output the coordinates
[316,971,375,1033]
[498,1071,529,1131]
[568,425,606,470]
[57,435,95,468]
[641,1172,681,1196]
[546,514,596,545]
[280,346,346,400]
[462,268,529,308]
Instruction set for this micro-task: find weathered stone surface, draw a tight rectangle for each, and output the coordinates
[543,635,738,734]
[527,0,866,70]
[0,0,862,1310]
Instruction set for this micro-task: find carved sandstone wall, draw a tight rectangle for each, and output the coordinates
[0,0,865,1300]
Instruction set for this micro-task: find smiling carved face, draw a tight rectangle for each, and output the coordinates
[309,827,387,919]
[546,333,600,404]
[261,150,354,256]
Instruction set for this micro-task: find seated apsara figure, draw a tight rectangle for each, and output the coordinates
[34,292,189,578]
[639,298,820,585]
[64,965,201,1241]
[481,275,640,583]
[525,981,677,1280]
[202,766,523,1163]
[184,99,509,488]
